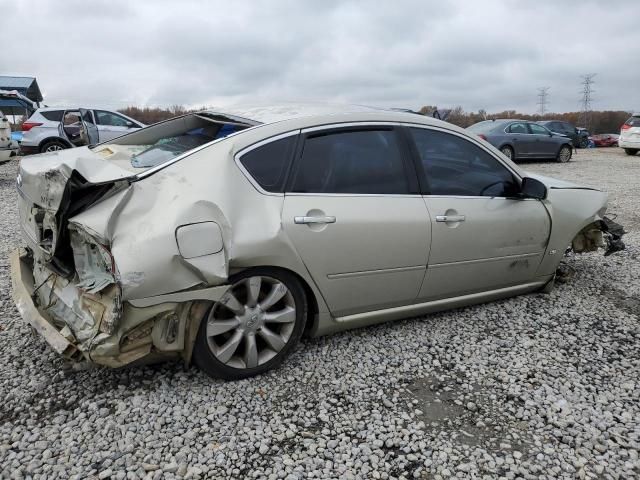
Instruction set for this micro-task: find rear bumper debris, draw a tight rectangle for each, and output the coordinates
[10,248,84,361]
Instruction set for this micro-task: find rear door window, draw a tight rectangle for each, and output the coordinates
[410,127,519,197]
[529,124,549,135]
[507,123,527,134]
[239,135,297,193]
[290,129,410,194]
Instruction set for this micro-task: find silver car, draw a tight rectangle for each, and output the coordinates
[20,107,144,155]
[11,104,624,379]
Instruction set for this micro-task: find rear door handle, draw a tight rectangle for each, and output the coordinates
[294,215,336,225]
[436,215,465,222]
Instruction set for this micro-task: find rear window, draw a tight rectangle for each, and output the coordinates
[625,116,640,127]
[239,136,296,192]
[40,110,64,122]
[467,121,498,134]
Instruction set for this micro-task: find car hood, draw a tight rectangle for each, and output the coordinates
[525,172,601,191]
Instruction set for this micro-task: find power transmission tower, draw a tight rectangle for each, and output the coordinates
[537,87,550,116]
[579,74,596,129]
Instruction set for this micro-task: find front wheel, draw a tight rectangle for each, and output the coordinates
[624,148,638,156]
[578,137,588,149]
[556,145,572,163]
[193,268,307,380]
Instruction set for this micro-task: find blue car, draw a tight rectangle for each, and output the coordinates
[467,119,574,163]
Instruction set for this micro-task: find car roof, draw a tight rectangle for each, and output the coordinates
[201,102,417,125]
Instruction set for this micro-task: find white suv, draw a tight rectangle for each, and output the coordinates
[20,107,144,155]
[619,113,640,156]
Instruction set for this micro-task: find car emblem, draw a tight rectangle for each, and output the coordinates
[247,314,259,328]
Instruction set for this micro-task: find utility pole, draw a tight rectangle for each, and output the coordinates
[579,74,596,129]
[537,87,550,116]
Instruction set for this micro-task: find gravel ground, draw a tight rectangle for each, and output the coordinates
[1,148,639,479]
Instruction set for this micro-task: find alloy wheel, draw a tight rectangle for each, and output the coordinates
[205,276,297,369]
[45,144,63,152]
[559,147,571,162]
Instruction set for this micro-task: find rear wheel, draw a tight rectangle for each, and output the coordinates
[556,145,572,163]
[40,140,68,153]
[624,148,638,156]
[193,268,307,380]
[500,145,514,160]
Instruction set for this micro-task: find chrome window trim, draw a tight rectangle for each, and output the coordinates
[234,129,300,197]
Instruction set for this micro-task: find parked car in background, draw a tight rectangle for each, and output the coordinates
[591,133,619,147]
[619,114,640,156]
[0,111,19,164]
[468,119,574,162]
[537,120,589,148]
[11,104,624,379]
[20,107,144,154]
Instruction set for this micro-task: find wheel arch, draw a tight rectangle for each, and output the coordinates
[228,264,323,337]
[38,136,73,151]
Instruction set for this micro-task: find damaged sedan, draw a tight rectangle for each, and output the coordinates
[11,104,625,379]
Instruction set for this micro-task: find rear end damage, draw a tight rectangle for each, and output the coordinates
[11,114,249,368]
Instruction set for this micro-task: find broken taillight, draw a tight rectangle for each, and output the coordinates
[21,122,43,131]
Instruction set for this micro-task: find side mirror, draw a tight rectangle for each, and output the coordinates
[520,177,547,200]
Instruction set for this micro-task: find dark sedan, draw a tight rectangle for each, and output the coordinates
[467,120,574,163]
[538,120,589,148]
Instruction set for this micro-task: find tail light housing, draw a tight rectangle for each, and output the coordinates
[21,122,43,131]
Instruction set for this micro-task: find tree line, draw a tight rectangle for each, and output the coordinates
[117,104,632,135]
[418,106,631,134]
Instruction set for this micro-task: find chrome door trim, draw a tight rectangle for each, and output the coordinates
[327,264,425,280]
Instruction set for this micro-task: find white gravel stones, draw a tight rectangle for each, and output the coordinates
[1,149,639,478]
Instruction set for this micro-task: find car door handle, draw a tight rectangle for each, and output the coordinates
[435,215,465,222]
[294,215,336,225]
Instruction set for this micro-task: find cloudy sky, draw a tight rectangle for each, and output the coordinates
[3,0,639,113]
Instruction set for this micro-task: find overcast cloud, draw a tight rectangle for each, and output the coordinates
[2,0,639,113]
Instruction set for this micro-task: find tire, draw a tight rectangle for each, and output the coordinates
[193,268,308,380]
[556,145,572,163]
[578,137,588,149]
[500,145,514,161]
[40,139,68,153]
[624,148,638,156]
